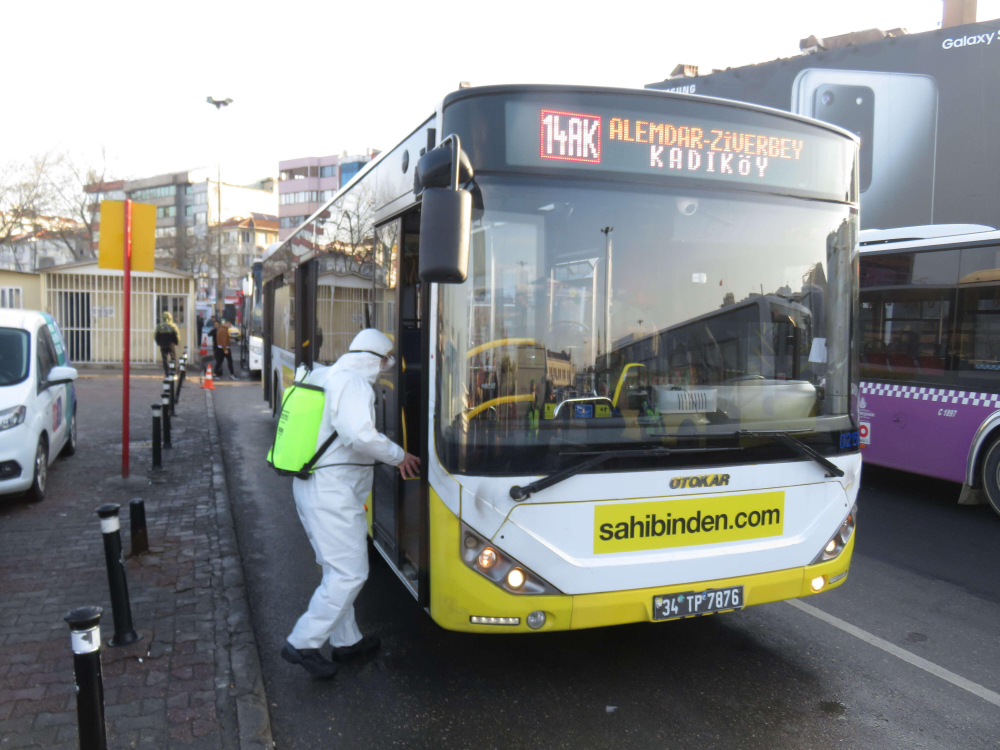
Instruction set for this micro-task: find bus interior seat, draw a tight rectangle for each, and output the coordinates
[917,355,946,374]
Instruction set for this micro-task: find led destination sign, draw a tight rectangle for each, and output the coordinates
[508,100,855,200]
[542,108,803,181]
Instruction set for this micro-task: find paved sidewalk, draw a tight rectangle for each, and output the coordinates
[0,373,272,749]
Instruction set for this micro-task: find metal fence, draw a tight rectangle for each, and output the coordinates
[44,271,192,364]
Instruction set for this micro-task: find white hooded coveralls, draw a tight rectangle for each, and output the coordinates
[287,330,405,649]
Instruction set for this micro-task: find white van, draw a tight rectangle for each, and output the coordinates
[0,310,78,501]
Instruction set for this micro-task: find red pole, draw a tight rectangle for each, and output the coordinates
[122,200,132,479]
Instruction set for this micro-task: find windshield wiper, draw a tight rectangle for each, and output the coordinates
[509,446,740,501]
[737,430,844,478]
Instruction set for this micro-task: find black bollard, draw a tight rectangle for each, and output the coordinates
[129,498,148,556]
[176,359,186,402]
[163,376,175,417]
[161,392,172,449]
[151,404,162,469]
[64,606,108,750]
[95,505,141,647]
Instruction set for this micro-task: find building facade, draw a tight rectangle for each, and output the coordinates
[0,214,86,272]
[86,169,277,266]
[201,213,278,306]
[278,151,377,240]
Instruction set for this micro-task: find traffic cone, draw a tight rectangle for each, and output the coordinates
[201,364,216,390]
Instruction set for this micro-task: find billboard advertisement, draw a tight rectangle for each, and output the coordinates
[647,19,1000,230]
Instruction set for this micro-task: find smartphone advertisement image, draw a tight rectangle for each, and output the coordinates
[648,19,1000,231]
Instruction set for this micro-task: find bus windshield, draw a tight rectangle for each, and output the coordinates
[437,176,857,475]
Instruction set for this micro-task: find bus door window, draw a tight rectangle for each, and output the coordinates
[369,220,405,568]
[397,212,424,583]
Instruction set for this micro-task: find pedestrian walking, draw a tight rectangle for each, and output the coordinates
[213,319,237,380]
[281,329,419,678]
[154,311,180,377]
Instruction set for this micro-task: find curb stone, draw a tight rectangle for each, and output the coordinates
[205,389,274,750]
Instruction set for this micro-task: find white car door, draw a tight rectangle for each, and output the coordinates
[35,325,66,458]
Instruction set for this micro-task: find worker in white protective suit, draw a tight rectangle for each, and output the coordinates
[281,329,420,678]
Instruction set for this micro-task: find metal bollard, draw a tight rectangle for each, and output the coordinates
[64,606,108,750]
[176,358,186,402]
[161,392,172,448]
[151,404,162,469]
[95,505,141,647]
[163,376,175,417]
[129,498,148,556]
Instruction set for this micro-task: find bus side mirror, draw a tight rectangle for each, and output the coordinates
[418,135,472,284]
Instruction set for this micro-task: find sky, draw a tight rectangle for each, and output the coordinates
[7,0,1000,184]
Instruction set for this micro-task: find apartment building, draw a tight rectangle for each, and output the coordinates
[278,151,377,240]
[85,169,277,267]
[202,213,279,302]
[0,214,84,272]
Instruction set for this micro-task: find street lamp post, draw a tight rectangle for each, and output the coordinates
[206,96,232,319]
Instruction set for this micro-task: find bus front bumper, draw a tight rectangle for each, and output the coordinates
[429,491,854,633]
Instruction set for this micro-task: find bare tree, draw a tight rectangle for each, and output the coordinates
[0,153,58,246]
[46,149,112,261]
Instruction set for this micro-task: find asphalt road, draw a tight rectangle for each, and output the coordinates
[212,377,1000,749]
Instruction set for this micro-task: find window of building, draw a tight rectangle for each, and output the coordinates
[156,205,176,219]
[320,165,337,178]
[131,185,176,201]
[340,162,364,187]
[241,231,251,243]
[279,216,305,229]
[196,212,207,225]
[279,166,310,181]
[155,227,177,238]
[279,191,319,205]
[0,287,23,309]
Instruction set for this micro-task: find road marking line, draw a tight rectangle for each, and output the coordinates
[787,599,1000,708]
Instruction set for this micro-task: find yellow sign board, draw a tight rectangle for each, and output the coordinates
[97,201,156,272]
[593,491,785,554]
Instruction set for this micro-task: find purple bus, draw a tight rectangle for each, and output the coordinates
[859,225,1000,516]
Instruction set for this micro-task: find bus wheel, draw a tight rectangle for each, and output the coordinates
[979,437,1000,516]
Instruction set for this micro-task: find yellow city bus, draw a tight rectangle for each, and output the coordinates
[261,85,860,632]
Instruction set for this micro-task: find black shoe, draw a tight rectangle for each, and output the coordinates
[330,635,381,661]
[281,642,338,678]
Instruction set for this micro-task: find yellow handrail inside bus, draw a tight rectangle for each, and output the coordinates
[401,407,408,453]
[466,338,537,359]
[612,363,646,407]
[465,394,536,420]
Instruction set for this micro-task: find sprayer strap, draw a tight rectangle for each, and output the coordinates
[300,430,339,475]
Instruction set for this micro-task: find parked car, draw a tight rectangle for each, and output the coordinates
[228,324,241,343]
[0,311,78,502]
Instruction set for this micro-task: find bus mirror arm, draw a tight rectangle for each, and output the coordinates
[418,135,472,284]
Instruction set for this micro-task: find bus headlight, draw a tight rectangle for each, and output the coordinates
[460,523,562,595]
[477,547,498,570]
[506,568,525,589]
[811,504,857,564]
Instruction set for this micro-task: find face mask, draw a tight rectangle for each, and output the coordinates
[380,355,396,373]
